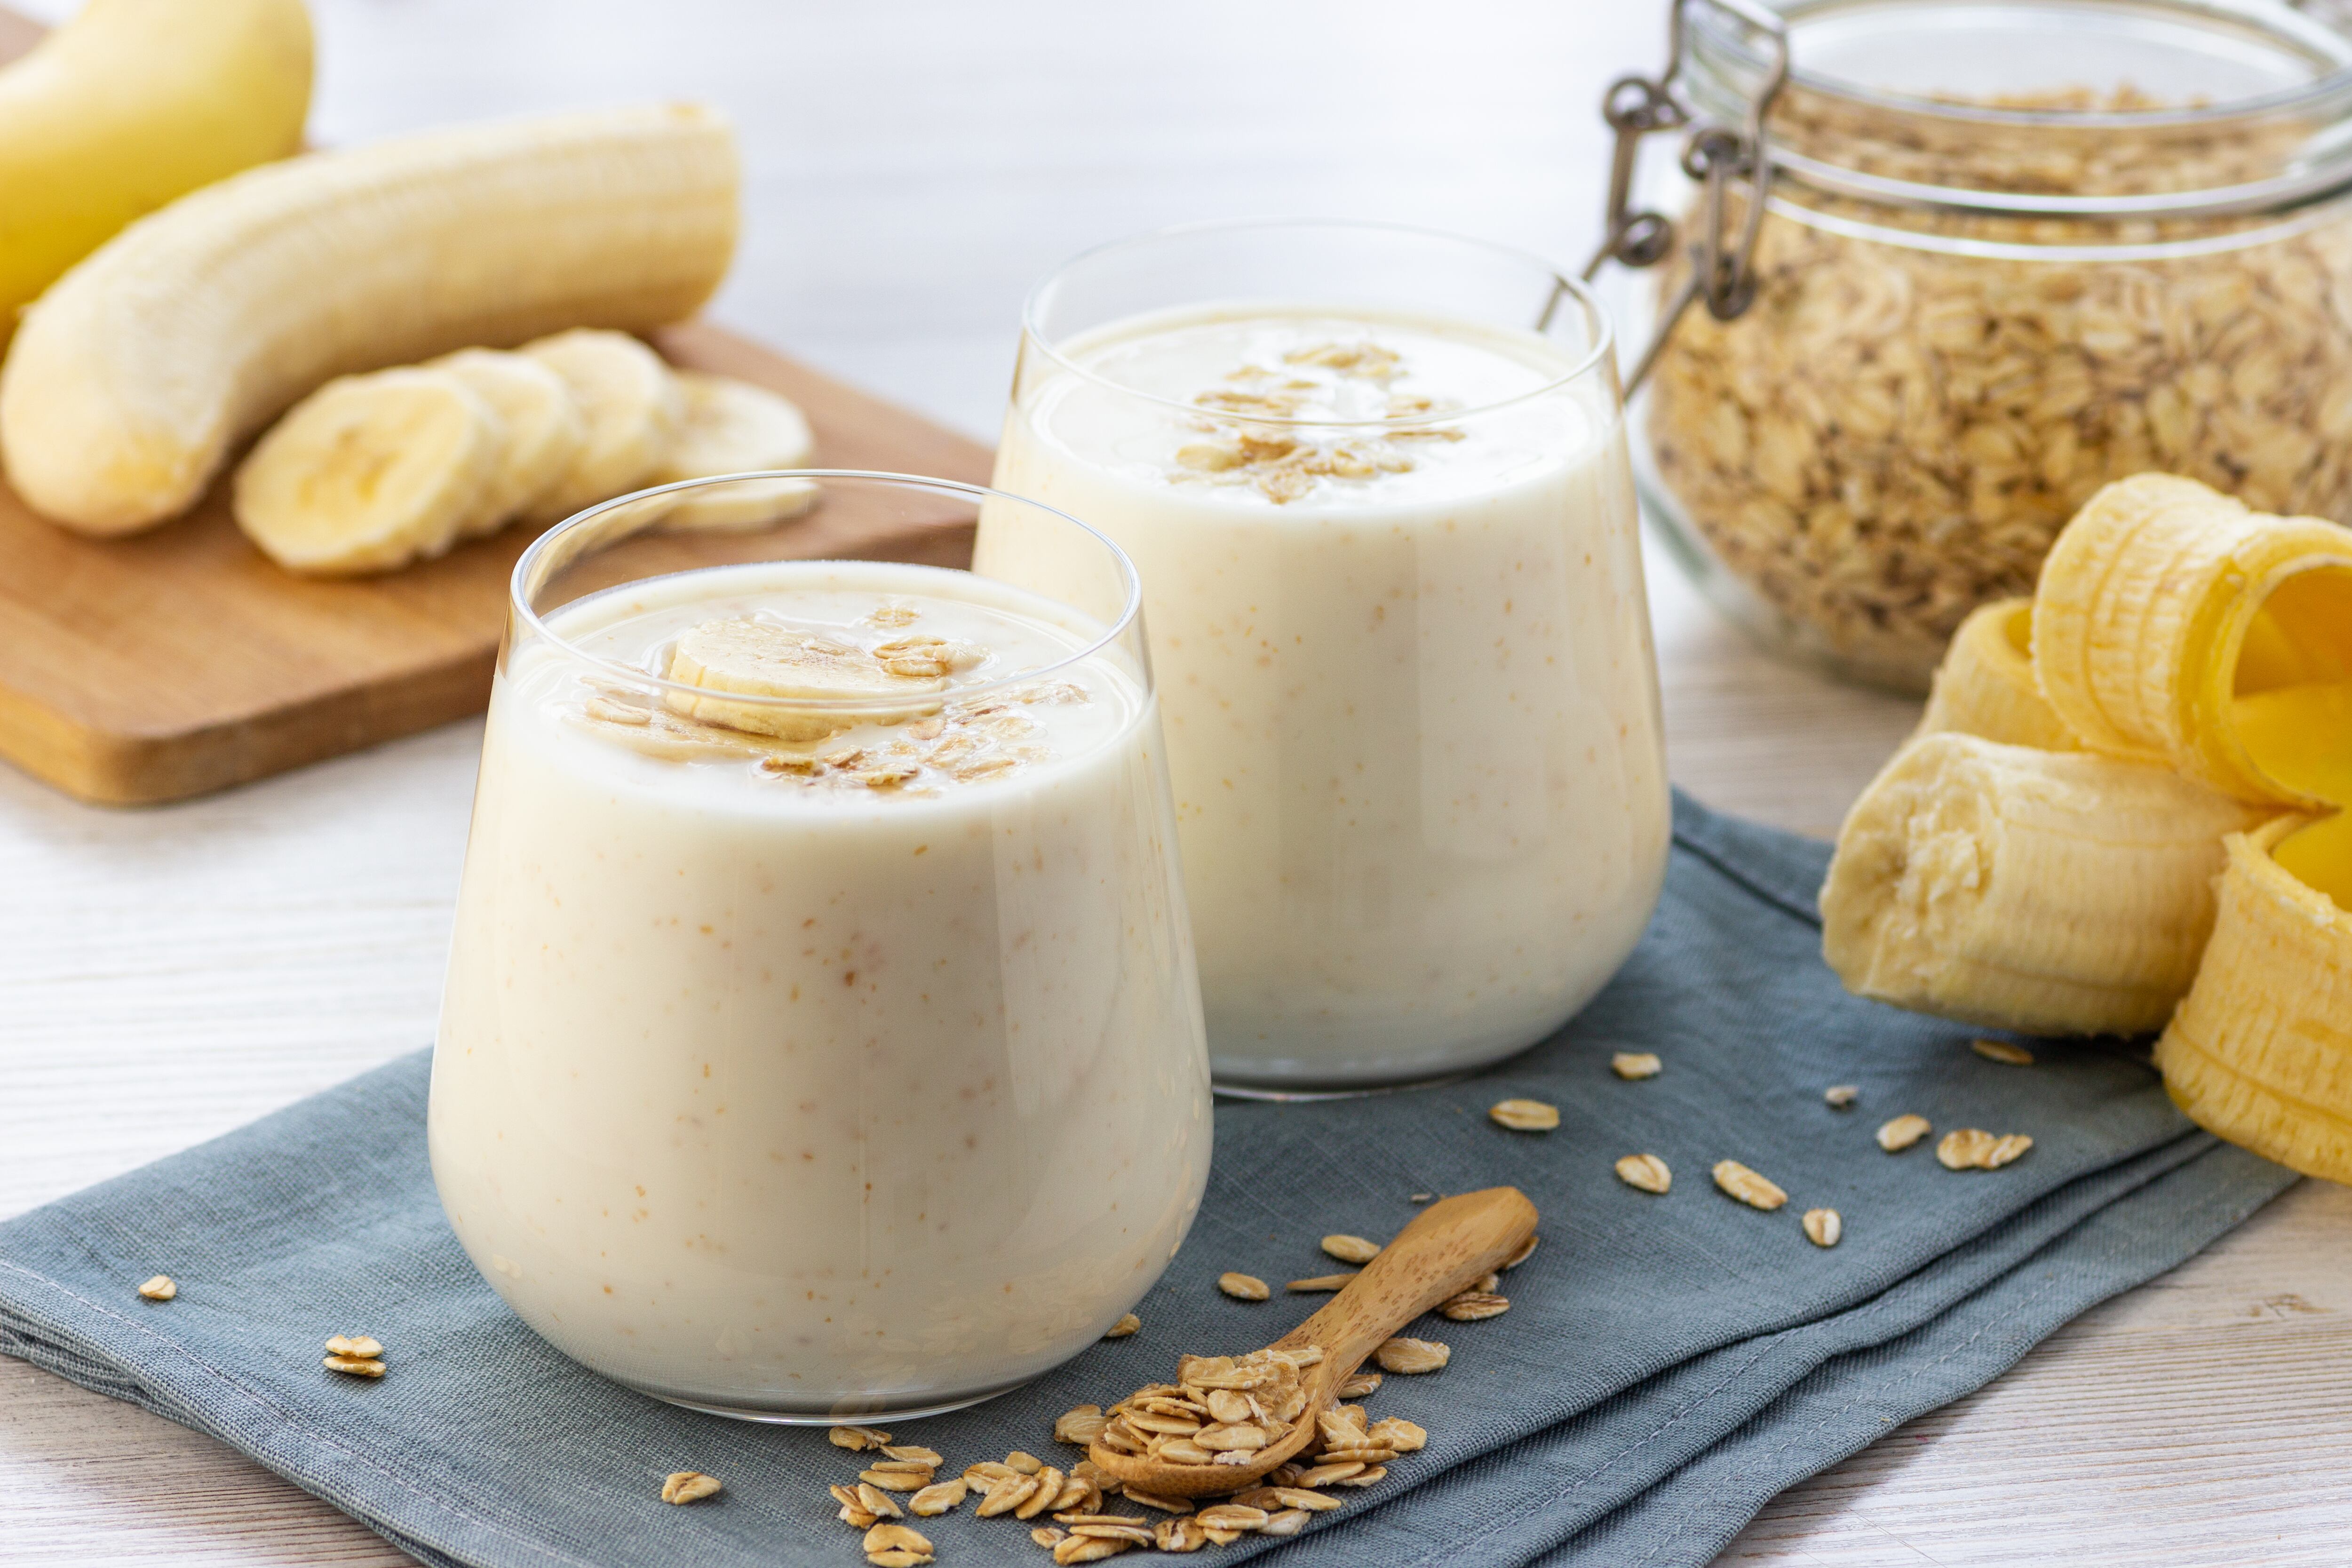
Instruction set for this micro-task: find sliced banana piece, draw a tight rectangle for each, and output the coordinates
[651,372,818,531]
[1819,731,2275,1036]
[1914,598,2078,753]
[429,349,587,540]
[521,329,682,523]
[233,367,501,575]
[664,617,947,741]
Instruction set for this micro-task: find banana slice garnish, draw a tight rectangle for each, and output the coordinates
[232,367,501,575]
[428,349,587,541]
[522,329,682,524]
[662,617,953,741]
[652,372,818,532]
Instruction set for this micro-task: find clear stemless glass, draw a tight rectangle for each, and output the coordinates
[429,472,1210,1423]
[982,220,1671,1094]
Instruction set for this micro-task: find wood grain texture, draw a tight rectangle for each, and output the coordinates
[0,2,2342,1566]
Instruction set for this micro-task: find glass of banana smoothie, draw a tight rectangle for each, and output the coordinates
[429,473,1209,1422]
[983,222,1670,1093]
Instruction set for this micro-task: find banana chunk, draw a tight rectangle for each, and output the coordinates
[2157,814,2351,1182]
[233,368,500,575]
[2032,474,2352,807]
[1915,598,2077,753]
[652,372,818,532]
[664,617,949,742]
[522,329,683,523]
[428,349,586,539]
[1820,732,2275,1037]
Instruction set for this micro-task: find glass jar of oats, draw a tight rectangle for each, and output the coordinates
[1632,0,2352,691]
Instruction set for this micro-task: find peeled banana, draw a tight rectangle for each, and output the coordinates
[0,0,311,345]
[1914,598,2078,752]
[663,618,945,741]
[2032,473,2352,808]
[1819,732,2273,1037]
[521,329,683,524]
[1,104,738,536]
[2156,814,2352,1182]
[428,349,584,538]
[233,368,501,575]
[652,372,818,531]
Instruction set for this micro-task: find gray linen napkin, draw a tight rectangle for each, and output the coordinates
[0,793,2294,1568]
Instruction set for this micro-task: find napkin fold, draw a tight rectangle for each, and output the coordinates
[0,793,2293,1567]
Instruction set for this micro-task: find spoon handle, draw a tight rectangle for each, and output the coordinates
[1274,1186,1538,1371]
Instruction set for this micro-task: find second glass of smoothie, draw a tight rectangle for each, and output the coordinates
[982,221,1670,1092]
[429,474,1209,1421]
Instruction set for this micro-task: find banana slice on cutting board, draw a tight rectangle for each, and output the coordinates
[521,329,682,523]
[1914,598,2078,752]
[2032,473,2352,807]
[663,617,949,742]
[651,372,818,531]
[2158,813,2352,1181]
[233,367,501,575]
[1819,732,2275,1037]
[427,348,586,538]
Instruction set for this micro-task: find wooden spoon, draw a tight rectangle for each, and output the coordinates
[1086,1185,1538,1500]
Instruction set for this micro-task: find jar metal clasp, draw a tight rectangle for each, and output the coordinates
[1569,0,1789,391]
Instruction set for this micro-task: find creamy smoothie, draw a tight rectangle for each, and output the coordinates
[429,558,1210,1417]
[985,304,1669,1087]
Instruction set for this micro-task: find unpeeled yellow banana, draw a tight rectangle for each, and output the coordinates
[1914,597,2078,752]
[0,0,311,344]
[1820,732,2271,1036]
[1,104,739,536]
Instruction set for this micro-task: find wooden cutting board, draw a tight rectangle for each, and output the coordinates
[0,11,991,804]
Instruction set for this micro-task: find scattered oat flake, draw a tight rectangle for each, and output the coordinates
[1489,1098,1560,1132]
[1217,1272,1271,1301]
[1987,1133,2034,1168]
[660,1472,722,1504]
[908,1479,966,1515]
[1337,1371,1382,1399]
[1438,1291,1510,1321]
[1409,1193,1434,1203]
[1004,1451,1045,1474]
[1054,1405,1108,1444]
[1375,1337,1450,1374]
[1104,1313,1140,1338]
[1503,1233,1539,1268]
[1611,1051,1662,1079]
[862,1521,934,1566]
[830,1425,893,1450]
[1260,1508,1310,1536]
[135,1275,175,1301]
[1803,1208,1843,1247]
[1937,1129,1998,1170]
[323,1354,386,1378]
[1121,1488,1193,1513]
[1616,1153,1672,1194]
[1877,1114,1931,1152]
[1972,1038,2035,1066]
[1287,1273,1357,1293]
[1320,1234,1381,1265]
[1032,1525,1067,1547]
[324,1335,382,1359]
[1825,1084,1859,1108]
[1713,1160,1788,1210]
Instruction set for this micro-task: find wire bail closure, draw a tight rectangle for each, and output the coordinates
[1582,0,1790,392]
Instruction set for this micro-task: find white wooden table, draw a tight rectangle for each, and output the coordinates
[4,3,2347,1563]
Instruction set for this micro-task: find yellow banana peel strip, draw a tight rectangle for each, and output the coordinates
[2031,473,2352,809]
[1914,597,2079,753]
[2157,815,2352,1183]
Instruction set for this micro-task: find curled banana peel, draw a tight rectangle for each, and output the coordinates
[1914,598,2078,753]
[2157,815,2352,1182]
[2031,473,2352,809]
[1821,733,2271,1036]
